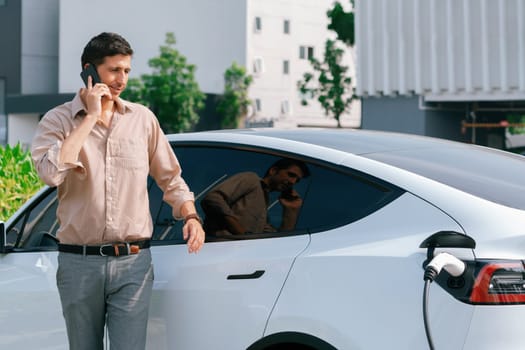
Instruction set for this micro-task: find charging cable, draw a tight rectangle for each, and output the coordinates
[423,252,466,350]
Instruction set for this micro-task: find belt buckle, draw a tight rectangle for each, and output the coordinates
[99,244,113,256]
[99,243,130,256]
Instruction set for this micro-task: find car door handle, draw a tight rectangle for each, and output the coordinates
[227,270,265,280]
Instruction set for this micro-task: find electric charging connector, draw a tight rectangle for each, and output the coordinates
[424,252,466,282]
[423,252,466,350]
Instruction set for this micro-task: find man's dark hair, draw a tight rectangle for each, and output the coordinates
[265,158,311,178]
[81,32,133,68]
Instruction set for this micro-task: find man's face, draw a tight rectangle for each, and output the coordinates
[95,54,131,99]
[268,165,304,192]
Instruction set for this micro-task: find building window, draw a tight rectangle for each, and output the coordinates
[255,99,262,112]
[281,100,291,115]
[284,19,290,34]
[253,57,265,75]
[307,47,314,59]
[299,90,314,101]
[299,46,314,60]
[283,60,289,75]
[255,16,262,33]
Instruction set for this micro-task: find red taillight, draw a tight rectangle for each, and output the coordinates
[470,261,525,304]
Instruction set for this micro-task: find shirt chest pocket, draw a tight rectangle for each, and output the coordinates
[108,138,148,171]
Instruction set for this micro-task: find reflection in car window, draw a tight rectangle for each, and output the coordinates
[150,145,403,243]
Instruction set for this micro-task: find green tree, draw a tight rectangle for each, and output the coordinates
[298,39,354,128]
[297,1,356,128]
[121,33,205,133]
[327,1,355,46]
[216,62,253,129]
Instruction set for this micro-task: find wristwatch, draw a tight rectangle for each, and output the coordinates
[184,213,203,225]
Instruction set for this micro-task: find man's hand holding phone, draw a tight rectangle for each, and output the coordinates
[279,188,303,210]
[80,64,101,86]
[79,64,112,124]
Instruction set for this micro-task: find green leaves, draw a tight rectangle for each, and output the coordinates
[120,32,205,133]
[216,62,253,129]
[297,39,355,128]
[0,143,44,221]
[327,1,355,46]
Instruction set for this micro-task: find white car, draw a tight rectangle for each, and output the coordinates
[2,128,525,349]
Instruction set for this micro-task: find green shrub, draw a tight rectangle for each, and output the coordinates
[0,143,44,221]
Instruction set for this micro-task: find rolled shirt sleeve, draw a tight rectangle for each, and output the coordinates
[31,111,86,187]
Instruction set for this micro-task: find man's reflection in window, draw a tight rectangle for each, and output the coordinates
[201,158,310,237]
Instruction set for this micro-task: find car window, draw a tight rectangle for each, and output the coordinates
[149,145,403,244]
[294,165,402,233]
[6,187,59,250]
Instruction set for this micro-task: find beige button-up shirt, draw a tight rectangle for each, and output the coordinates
[31,93,194,245]
[201,172,276,235]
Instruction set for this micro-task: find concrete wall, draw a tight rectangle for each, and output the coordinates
[21,0,59,94]
[361,96,468,142]
[7,113,39,148]
[361,96,426,134]
[0,0,21,94]
[0,79,5,145]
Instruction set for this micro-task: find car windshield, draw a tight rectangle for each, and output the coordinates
[363,145,525,210]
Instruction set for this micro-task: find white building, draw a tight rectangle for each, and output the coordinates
[1,0,360,147]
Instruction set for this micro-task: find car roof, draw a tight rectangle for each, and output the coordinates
[187,127,460,155]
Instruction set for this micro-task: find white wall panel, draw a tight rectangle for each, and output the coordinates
[356,0,525,100]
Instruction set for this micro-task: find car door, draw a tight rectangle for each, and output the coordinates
[0,187,68,349]
[145,145,311,349]
[147,235,310,349]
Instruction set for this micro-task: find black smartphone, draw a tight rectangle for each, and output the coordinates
[80,64,101,86]
[281,188,298,200]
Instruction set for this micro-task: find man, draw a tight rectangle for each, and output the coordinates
[31,32,205,350]
[201,158,310,236]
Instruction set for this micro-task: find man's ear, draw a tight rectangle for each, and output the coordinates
[268,167,278,176]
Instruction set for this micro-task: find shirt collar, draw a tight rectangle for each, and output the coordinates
[71,91,133,118]
[260,179,270,193]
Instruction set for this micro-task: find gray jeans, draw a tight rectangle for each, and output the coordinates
[57,249,154,350]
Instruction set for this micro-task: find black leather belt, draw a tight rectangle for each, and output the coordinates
[58,240,150,256]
